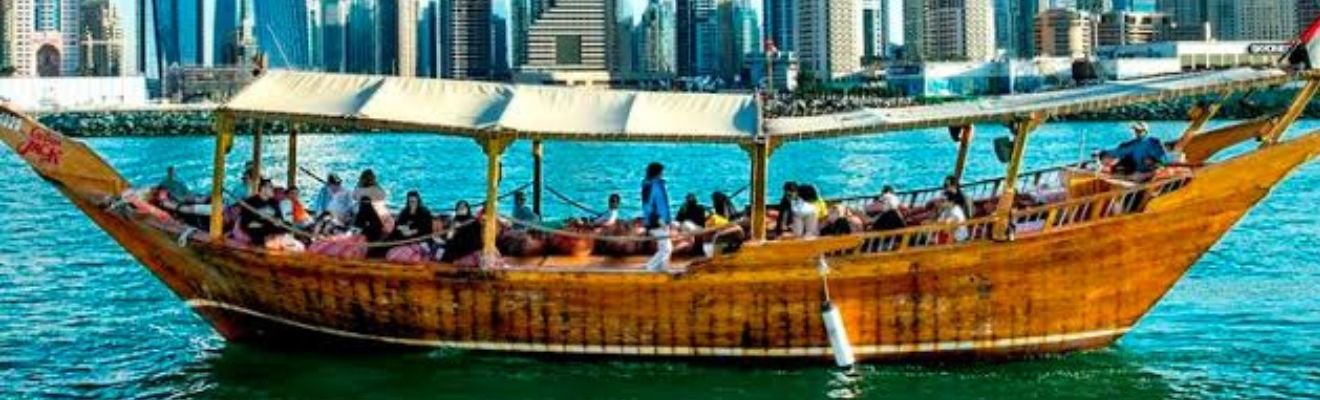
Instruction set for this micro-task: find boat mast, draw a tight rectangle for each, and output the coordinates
[1263,79,1320,145]
[532,140,544,216]
[994,112,1045,240]
[287,125,299,189]
[251,124,263,196]
[951,125,974,182]
[745,138,775,242]
[480,136,513,267]
[210,112,235,241]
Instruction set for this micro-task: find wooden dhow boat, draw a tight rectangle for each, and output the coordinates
[3,67,1319,364]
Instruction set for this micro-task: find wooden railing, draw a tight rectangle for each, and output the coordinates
[824,175,1192,258]
[828,164,1083,213]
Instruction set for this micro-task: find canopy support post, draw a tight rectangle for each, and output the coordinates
[287,124,299,189]
[744,138,778,242]
[480,136,513,268]
[209,112,234,241]
[995,113,1045,241]
[1263,79,1320,145]
[1176,100,1221,145]
[952,125,974,182]
[249,122,263,195]
[532,139,543,216]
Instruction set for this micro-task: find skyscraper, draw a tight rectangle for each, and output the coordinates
[694,0,717,76]
[675,0,695,75]
[375,0,398,73]
[13,0,82,76]
[763,0,794,52]
[862,0,883,62]
[307,0,322,69]
[1097,11,1171,45]
[510,0,544,69]
[79,0,125,76]
[922,0,996,61]
[798,0,860,78]
[995,0,1048,58]
[0,1,14,70]
[255,0,312,68]
[903,0,924,60]
[137,0,157,77]
[492,13,509,77]
[320,0,347,72]
[1215,1,1296,41]
[396,0,417,76]
[639,0,675,73]
[524,0,610,73]
[1156,0,1209,40]
[214,0,239,63]
[417,0,437,76]
[344,0,375,73]
[1301,0,1319,34]
[444,0,491,78]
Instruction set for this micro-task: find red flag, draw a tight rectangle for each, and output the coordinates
[764,39,778,55]
[1285,13,1320,69]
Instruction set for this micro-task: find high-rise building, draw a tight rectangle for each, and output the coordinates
[1217,0,1296,41]
[375,0,398,73]
[613,16,636,73]
[1075,0,1110,12]
[254,0,312,69]
[214,0,239,63]
[693,0,717,76]
[416,0,437,76]
[709,0,758,80]
[798,0,860,78]
[396,0,416,76]
[510,0,545,69]
[639,0,675,73]
[903,0,924,60]
[344,0,375,73]
[1156,0,1209,40]
[996,0,1049,58]
[1097,11,1170,45]
[524,0,611,73]
[492,13,508,77]
[732,0,759,63]
[307,0,321,69]
[1,1,15,70]
[78,0,125,76]
[137,0,156,77]
[13,0,82,76]
[862,0,883,62]
[320,0,347,72]
[1035,8,1092,58]
[443,0,491,78]
[1301,0,1319,33]
[764,0,794,52]
[878,0,901,58]
[923,0,996,61]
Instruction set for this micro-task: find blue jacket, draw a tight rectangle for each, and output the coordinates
[641,178,671,228]
[1102,136,1167,173]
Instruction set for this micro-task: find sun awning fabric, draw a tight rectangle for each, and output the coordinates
[765,68,1295,141]
[222,70,760,141]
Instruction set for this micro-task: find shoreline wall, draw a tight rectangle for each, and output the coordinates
[34,90,1320,137]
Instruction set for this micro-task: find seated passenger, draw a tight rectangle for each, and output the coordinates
[868,186,907,232]
[511,191,540,227]
[352,169,390,227]
[391,191,435,242]
[820,204,855,236]
[791,185,821,239]
[280,186,312,226]
[942,176,975,218]
[157,165,197,202]
[1099,121,1167,177]
[593,193,623,227]
[710,191,740,220]
[238,179,291,248]
[452,200,475,225]
[932,197,969,243]
[352,196,388,258]
[676,193,707,231]
[313,173,353,224]
[242,161,261,196]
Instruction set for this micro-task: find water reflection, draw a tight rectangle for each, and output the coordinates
[177,344,1174,400]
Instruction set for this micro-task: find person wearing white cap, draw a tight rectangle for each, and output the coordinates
[1099,121,1167,176]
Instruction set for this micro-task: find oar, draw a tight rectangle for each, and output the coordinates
[298,166,328,185]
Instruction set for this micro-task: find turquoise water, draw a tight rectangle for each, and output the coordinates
[1,121,1318,399]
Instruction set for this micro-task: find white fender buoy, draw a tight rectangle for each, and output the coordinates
[821,299,855,369]
[817,256,855,369]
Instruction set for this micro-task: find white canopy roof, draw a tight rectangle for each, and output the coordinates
[223,68,1301,144]
[765,68,1294,140]
[222,70,760,141]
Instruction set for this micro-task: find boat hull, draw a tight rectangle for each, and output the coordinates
[47,130,1315,362]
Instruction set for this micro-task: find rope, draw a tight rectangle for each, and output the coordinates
[177,227,198,247]
[544,185,605,215]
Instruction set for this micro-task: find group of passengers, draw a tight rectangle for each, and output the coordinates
[766,176,971,243]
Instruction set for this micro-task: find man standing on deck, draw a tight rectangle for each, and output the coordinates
[642,162,672,272]
[512,191,540,227]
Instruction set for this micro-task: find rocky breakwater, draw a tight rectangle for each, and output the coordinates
[34,106,350,137]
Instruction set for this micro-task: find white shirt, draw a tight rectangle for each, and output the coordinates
[792,198,820,238]
[938,205,969,241]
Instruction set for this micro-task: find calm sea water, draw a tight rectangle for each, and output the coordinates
[1,121,1318,399]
